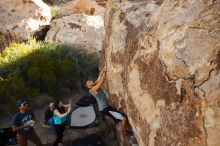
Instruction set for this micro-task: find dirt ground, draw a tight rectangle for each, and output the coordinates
[1,93,119,146]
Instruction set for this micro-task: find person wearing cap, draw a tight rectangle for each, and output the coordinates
[12,99,42,146]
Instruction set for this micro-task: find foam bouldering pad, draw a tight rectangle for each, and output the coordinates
[69,105,97,128]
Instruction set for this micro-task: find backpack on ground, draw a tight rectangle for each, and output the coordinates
[0,127,17,146]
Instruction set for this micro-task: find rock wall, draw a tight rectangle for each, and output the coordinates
[103,0,220,146]
[45,13,105,55]
[45,0,106,56]
[59,0,106,17]
[0,0,51,50]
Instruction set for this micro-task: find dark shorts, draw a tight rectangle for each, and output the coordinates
[101,106,125,123]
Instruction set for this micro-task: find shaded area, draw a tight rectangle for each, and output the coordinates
[25,95,118,146]
[0,39,98,116]
[0,127,17,146]
[71,134,105,146]
[43,140,72,146]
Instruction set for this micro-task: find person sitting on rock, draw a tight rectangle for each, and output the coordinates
[44,101,55,129]
[85,65,128,145]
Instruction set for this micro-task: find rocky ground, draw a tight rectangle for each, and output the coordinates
[1,93,119,146]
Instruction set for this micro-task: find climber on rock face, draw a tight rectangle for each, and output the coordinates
[86,65,128,145]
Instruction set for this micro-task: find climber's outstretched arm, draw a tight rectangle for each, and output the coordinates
[95,66,107,84]
[92,66,107,93]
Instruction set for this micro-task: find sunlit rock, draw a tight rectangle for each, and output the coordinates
[45,13,105,56]
[0,0,52,50]
[59,0,105,17]
[103,0,220,145]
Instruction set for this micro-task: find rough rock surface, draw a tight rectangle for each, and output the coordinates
[103,0,220,146]
[59,0,106,17]
[0,0,51,50]
[96,0,108,7]
[45,13,105,55]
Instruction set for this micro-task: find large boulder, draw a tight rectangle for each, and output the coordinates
[103,0,220,146]
[0,0,51,50]
[45,13,105,55]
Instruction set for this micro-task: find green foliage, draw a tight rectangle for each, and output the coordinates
[0,38,79,115]
[73,53,99,90]
[50,6,59,17]
[57,45,99,90]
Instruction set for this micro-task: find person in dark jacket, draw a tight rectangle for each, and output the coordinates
[44,101,55,128]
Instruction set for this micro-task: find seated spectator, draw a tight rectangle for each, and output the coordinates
[44,101,55,129]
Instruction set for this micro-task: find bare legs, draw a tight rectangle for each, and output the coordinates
[118,117,129,146]
[17,130,42,146]
[105,116,129,146]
